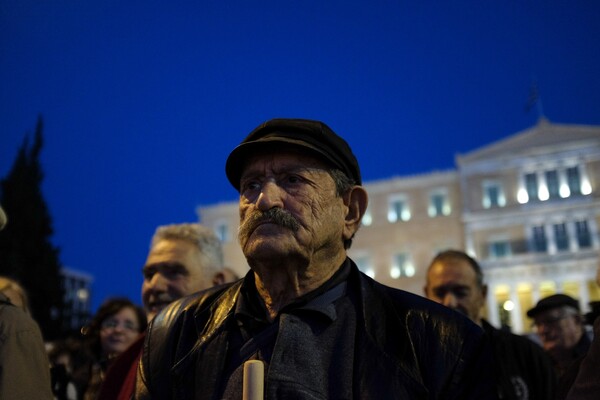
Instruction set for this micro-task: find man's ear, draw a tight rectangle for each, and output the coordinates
[482,284,488,298]
[343,186,368,240]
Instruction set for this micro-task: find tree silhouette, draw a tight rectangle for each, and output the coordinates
[0,115,64,339]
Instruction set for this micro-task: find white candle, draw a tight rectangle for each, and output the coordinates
[242,360,264,400]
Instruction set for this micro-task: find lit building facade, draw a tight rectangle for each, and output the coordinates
[60,267,93,333]
[197,119,600,333]
[457,118,600,332]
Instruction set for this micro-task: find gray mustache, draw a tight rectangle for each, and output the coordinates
[239,208,300,239]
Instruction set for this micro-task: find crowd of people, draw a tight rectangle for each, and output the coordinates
[0,118,599,399]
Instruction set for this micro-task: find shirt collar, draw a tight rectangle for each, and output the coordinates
[235,258,351,324]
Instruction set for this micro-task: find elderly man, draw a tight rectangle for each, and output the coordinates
[97,223,224,400]
[424,250,556,399]
[527,294,590,379]
[136,118,497,399]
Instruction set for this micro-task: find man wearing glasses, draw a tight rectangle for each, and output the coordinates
[527,294,591,379]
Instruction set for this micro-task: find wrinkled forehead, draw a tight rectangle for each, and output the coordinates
[241,147,335,177]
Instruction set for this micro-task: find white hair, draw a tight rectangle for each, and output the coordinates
[151,223,224,275]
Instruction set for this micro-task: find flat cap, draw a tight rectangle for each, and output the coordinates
[226,118,361,191]
[526,294,580,318]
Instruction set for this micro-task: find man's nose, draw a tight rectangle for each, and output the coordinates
[442,293,458,308]
[147,273,167,292]
[256,181,284,211]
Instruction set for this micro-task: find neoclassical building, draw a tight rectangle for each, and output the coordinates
[197,118,600,333]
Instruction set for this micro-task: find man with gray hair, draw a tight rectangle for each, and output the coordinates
[142,223,224,320]
[97,222,225,400]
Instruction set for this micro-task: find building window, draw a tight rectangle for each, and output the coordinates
[489,241,511,258]
[391,253,415,278]
[483,182,505,209]
[525,173,538,202]
[575,220,591,249]
[545,170,560,200]
[428,191,450,217]
[388,196,410,222]
[553,223,569,251]
[215,223,229,242]
[532,225,547,252]
[567,166,581,196]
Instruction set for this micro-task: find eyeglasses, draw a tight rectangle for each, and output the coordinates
[100,318,139,332]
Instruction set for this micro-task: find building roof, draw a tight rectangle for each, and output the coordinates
[456,118,600,166]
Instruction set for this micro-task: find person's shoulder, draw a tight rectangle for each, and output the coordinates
[483,320,550,357]
[364,273,463,315]
[0,295,42,334]
[358,271,480,334]
[150,281,241,330]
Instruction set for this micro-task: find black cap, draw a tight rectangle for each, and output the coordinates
[226,118,361,191]
[526,294,580,318]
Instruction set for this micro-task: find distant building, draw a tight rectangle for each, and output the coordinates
[60,267,93,333]
[197,118,600,333]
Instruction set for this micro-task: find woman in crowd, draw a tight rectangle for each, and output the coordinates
[79,297,146,400]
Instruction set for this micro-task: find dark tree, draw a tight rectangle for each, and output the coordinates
[0,115,64,339]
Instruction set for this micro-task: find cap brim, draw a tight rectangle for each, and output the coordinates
[225,138,337,191]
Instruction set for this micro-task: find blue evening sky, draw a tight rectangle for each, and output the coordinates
[1,1,599,310]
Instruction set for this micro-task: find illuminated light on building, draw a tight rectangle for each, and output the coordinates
[387,210,397,223]
[442,203,451,216]
[503,300,515,311]
[559,183,571,198]
[362,211,372,226]
[498,193,506,207]
[581,179,592,195]
[538,184,549,201]
[401,209,411,221]
[517,188,529,204]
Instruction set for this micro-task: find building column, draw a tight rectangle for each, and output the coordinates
[567,221,578,252]
[578,277,590,313]
[589,219,600,249]
[545,223,556,255]
[509,285,523,332]
[487,284,500,327]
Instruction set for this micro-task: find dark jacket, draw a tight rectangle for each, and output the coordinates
[136,261,497,399]
[0,293,53,400]
[482,320,556,399]
[564,317,600,400]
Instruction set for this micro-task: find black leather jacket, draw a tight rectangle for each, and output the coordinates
[136,261,497,399]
